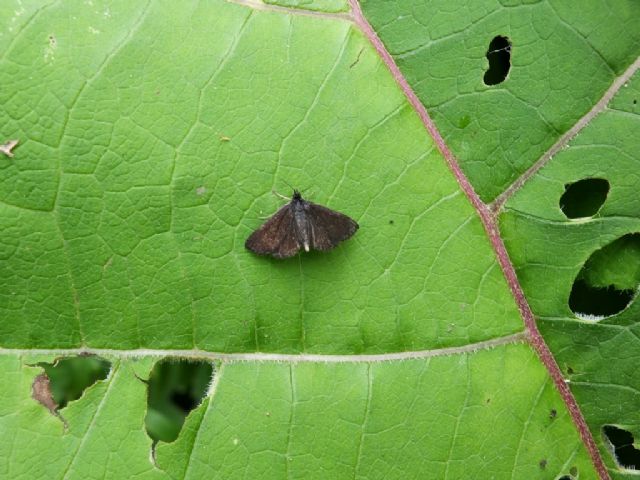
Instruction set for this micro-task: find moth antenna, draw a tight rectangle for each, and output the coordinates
[280,179,297,196]
[295,184,312,198]
[271,189,290,201]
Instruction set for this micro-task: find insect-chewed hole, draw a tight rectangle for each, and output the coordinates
[145,359,214,444]
[569,233,640,319]
[603,425,640,470]
[555,466,578,480]
[483,35,511,85]
[36,355,111,410]
[560,178,609,218]
[569,279,635,317]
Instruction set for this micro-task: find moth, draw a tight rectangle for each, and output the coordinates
[245,190,359,259]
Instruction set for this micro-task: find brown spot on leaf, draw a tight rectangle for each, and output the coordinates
[31,373,69,430]
[32,373,57,413]
[32,373,68,428]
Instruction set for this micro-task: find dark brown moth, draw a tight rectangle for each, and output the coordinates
[245,190,359,259]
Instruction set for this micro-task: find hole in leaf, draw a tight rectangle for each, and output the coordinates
[556,468,578,480]
[560,178,609,218]
[37,355,111,409]
[569,279,635,317]
[603,425,640,470]
[569,233,640,318]
[145,359,214,444]
[483,35,511,85]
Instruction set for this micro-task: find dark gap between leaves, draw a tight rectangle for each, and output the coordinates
[145,359,214,446]
[603,425,640,470]
[559,178,609,218]
[483,35,511,86]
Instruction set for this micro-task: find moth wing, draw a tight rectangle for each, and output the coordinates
[274,220,301,258]
[307,203,359,251]
[245,205,301,258]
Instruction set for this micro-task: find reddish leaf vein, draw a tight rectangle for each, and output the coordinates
[347,0,612,478]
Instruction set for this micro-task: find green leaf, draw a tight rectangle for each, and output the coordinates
[500,70,640,478]
[0,0,521,353]
[1,349,594,479]
[0,356,158,479]
[0,0,638,478]
[359,0,640,202]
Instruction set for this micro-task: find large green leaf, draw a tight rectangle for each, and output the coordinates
[0,0,638,478]
[1,0,521,353]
